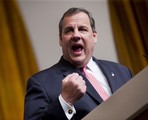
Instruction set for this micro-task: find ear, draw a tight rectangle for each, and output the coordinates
[93,31,97,44]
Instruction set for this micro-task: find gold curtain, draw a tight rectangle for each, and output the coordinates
[0,0,38,120]
[108,0,148,75]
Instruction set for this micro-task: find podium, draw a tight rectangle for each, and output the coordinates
[82,67,148,120]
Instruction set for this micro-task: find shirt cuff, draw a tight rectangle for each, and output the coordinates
[59,95,76,120]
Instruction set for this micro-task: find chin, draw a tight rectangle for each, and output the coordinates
[71,56,84,61]
[71,57,87,67]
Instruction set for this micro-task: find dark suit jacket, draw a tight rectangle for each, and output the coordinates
[24,56,132,120]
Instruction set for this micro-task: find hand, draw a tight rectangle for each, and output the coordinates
[61,73,86,105]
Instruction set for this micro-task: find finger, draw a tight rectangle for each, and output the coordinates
[63,74,73,82]
[82,80,86,86]
[67,73,79,81]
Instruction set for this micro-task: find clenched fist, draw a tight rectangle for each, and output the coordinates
[61,73,86,105]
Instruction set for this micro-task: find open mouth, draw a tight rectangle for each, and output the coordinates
[71,44,84,55]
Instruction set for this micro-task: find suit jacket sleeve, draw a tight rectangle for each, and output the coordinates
[24,76,68,120]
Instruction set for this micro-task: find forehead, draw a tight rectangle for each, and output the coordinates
[62,12,91,28]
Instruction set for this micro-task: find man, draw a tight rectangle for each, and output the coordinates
[24,7,132,120]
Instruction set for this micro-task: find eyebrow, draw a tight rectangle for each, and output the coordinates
[64,25,88,30]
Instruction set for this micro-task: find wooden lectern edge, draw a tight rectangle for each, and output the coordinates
[82,66,148,120]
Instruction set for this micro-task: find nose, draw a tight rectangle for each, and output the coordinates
[71,29,81,42]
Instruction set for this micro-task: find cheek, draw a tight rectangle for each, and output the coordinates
[60,39,70,50]
[85,40,95,51]
[89,37,97,45]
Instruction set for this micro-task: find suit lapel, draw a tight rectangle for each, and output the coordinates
[93,57,121,93]
[99,67,115,93]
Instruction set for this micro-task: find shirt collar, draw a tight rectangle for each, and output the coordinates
[87,57,96,71]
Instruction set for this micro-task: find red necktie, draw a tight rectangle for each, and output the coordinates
[82,67,109,101]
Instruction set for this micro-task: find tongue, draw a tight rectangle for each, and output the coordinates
[73,47,82,52]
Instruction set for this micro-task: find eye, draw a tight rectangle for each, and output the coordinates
[64,27,73,34]
[79,28,86,31]
[79,26,87,32]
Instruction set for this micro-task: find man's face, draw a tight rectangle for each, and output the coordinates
[59,12,97,68]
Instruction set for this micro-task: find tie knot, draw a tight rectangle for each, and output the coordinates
[81,66,87,76]
[82,66,86,71]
